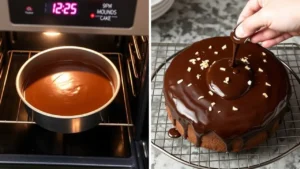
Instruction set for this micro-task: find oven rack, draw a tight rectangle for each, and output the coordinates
[0,50,134,127]
[151,42,300,169]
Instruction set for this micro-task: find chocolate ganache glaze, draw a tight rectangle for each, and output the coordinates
[168,128,181,138]
[24,61,113,116]
[163,36,291,149]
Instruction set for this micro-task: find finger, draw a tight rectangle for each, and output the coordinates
[261,33,292,48]
[237,0,263,24]
[235,9,269,38]
[250,28,282,43]
[290,31,300,36]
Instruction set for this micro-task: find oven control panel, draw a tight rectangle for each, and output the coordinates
[8,0,137,28]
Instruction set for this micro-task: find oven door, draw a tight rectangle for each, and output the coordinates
[0,33,148,169]
[0,166,129,169]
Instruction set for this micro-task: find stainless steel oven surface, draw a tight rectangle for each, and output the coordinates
[0,0,148,35]
[0,0,149,168]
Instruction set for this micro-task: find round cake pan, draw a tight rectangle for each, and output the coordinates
[16,46,121,133]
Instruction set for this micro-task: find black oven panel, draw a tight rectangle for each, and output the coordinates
[8,0,137,28]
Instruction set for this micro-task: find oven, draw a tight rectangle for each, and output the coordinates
[0,0,149,168]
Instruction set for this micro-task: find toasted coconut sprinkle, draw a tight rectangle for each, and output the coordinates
[248,54,252,57]
[198,96,204,100]
[209,91,214,96]
[248,80,252,85]
[263,93,268,98]
[211,102,216,107]
[223,77,230,84]
[232,106,238,111]
[196,74,201,79]
[266,82,271,86]
[258,68,264,72]
[220,67,226,71]
[187,67,191,72]
[189,59,196,65]
[177,79,183,84]
[209,45,212,49]
[187,83,192,87]
[209,106,212,111]
[263,59,267,63]
[218,111,221,113]
[212,61,216,65]
[214,51,218,55]
[195,51,199,55]
[196,57,201,61]
[222,45,227,50]
[189,59,196,62]
[241,57,249,64]
[245,65,250,70]
[200,60,210,70]
[262,52,266,56]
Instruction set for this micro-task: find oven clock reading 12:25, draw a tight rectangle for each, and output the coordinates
[51,2,78,15]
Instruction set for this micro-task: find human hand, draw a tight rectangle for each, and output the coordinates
[235,0,300,48]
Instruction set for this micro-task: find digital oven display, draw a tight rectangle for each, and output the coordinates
[50,2,78,15]
[8,0,137,28]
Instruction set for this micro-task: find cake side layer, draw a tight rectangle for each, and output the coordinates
[166,105,287,152]
[163,37,290,144]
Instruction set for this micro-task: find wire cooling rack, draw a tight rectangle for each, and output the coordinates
[151,42,300,169]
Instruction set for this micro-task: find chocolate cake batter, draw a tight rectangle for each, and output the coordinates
[163,36,290,150]
[24,61,113,116]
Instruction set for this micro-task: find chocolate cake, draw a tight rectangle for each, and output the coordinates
[24,61,113,116]
[163,35,291,152]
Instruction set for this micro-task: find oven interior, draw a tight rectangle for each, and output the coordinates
[0,32,148,168]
